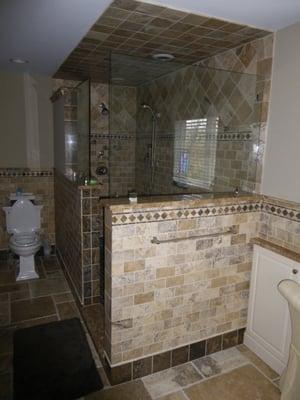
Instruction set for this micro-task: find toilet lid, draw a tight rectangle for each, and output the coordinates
[10,233,39,247]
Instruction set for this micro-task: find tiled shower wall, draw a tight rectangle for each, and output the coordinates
[0,169,55,251]
[201,34,274,193]
[136,34,273,194]
[90,82,137,197]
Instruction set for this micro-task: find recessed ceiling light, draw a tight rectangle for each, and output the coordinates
[152,53,175,62]
[9,58,29,64]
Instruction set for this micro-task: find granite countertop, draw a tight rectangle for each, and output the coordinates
[101,192,261,213]
[251,237,300,263]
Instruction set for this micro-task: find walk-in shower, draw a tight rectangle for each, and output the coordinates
[103,52,263,197]
[53,52,263,198]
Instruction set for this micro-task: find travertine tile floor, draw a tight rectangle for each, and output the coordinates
[0,255,107,400]
[0,255,281,400]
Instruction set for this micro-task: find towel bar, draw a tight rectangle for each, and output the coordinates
[151,226,237,244]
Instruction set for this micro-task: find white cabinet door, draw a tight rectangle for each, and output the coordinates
[244,245,300,374]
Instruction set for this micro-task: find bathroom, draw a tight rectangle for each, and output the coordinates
[0,0,300,399]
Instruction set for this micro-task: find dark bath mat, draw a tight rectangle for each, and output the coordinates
[13,317,103,400]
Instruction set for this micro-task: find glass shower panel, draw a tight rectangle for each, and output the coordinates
[109,53,262,196]
[62,80,90,182]
[76,80,90,180]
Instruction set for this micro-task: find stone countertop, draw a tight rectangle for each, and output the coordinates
[101,192,261,213]
[252,237,300,263]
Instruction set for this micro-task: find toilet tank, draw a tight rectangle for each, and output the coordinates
[3,199,43,234]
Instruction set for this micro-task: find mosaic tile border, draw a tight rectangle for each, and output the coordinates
[103,328,245,385]
[110,198,300,225]
[0,168,53,177]
[111,201,262,225]
[90,133,134,140]
[262,201,300,222]
[136,132,254,141]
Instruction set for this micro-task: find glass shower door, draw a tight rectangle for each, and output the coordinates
[76,80,90,181]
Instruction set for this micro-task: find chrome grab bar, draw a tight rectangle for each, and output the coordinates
[151,226,237,245]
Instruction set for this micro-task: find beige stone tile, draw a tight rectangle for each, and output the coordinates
[143,363,202,399]
[237,344,279,380]
[11,296,56,324]
[134,291,154,305]
[52,292,74,304]
[192,348,248,378]
[158,391,186,400]
[86,379,151,399]
[184,364,280,400]
[29,277,69,297]
[56,301,81,320]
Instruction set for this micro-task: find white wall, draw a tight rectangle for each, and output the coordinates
[262,22,300,203]
[0,70,53,168]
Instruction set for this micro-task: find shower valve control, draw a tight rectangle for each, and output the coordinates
[96,165,108,176]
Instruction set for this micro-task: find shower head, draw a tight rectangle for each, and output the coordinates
[99,102,109,115]
[141,103,156,119]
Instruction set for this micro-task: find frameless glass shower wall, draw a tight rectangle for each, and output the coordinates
[53,80,90,183]
[109,53,263,196]
[136,64,262,195]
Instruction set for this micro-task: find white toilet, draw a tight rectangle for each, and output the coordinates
[3,194,43,281]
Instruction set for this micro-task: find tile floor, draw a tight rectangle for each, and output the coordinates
[0,255,282,400]
[0,255,107,400]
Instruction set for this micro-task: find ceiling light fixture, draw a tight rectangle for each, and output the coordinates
[9,58,29,64]
[152,53,175,62]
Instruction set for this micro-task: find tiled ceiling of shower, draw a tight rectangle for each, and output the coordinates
[54,0,271,83]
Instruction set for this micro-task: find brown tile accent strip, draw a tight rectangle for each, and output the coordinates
[104,327,245,385]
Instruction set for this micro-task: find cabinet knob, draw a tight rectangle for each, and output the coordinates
[292,269,298,275]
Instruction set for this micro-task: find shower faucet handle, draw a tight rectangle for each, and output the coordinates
[96,165,108,176]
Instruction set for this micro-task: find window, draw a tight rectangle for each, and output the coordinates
[173,117,219,190]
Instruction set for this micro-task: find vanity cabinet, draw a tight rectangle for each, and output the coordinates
[245,244,300,374]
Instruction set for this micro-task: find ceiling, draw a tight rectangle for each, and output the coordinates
[0,0,299,77]
[145,0,300,31]
[0,0,111,75]
[55,0,271,82]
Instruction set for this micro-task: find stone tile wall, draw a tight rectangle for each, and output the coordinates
[90,83,137,197]
[104,194,300,371]
[54,170,104,305]
[81,185,103,305]
[104,197,261,366]
[0,169,55,250]
[54,171,82,301]
[260,196,300,253]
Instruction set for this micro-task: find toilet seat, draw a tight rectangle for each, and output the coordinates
[10,232,39,247]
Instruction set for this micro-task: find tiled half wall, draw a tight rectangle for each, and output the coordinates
[0,169,55,251]
[103,194,300,379]
[54,171,103,305]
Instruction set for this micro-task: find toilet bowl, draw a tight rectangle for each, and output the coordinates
[3,196,43,281]
[278,279,300,400]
